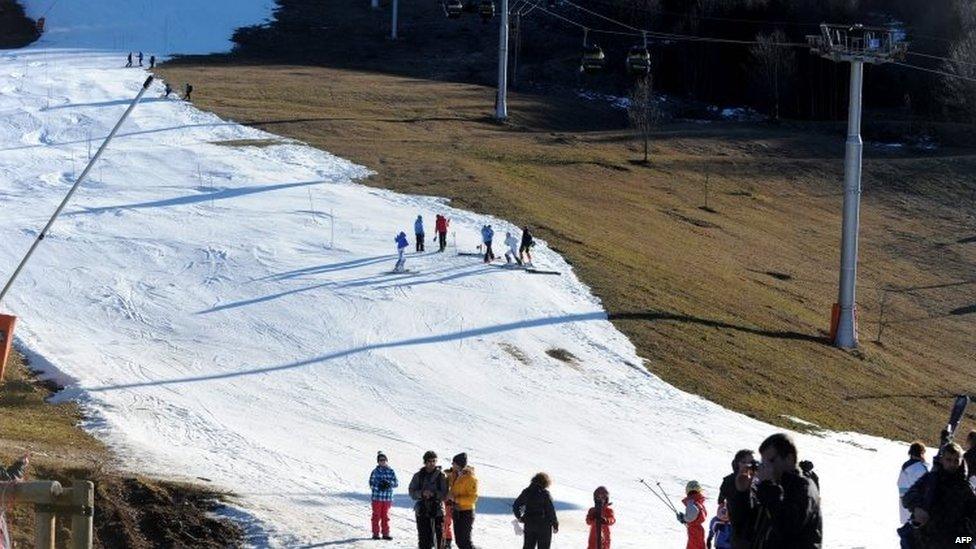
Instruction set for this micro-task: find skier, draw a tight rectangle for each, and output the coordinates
[586,486,615,549]
[503,231,522,265]
[481,225,495,263]
[369,451,398,540]
[513,472,559,549]
[138,51,144,66]
[164,83,173,98]
[898,441,928,524]
[415,215,426,252]
[125,52,133,67]
[902,442,976,549]
[183,82,193,101]
[706,504,733,549]
[435,214,450,252]
[149,55,156,69]
[409,451,448,549]
[447,453,478,549]
[677,480,707,549]
[519,226,534,265]
[393,231,409,272]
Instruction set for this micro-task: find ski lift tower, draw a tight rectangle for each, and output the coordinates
[806,24,907,348]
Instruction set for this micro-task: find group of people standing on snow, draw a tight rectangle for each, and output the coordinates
[124,51,154,69]
[123,52,194,101]
[367,432,824,549]
[392,214,535,273]
[897,432,976,549]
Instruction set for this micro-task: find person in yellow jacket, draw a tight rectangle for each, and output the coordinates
[446,453,478,549]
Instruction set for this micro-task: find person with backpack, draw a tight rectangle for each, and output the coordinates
[504,231,522,265]
[513,472,559,549]
[149,55,156,69]
[393,231,409,272]
[447,453,478,549]
[183,82,193,100]
[677,480,707,549]
[480,225,495,263]
[414,215,426,252]
[519,226,534,265]
[586,486,615,549]
[125,52,133,67]
[898,441,928,524]
[163,83,173,98]
[706,504,733,549]
[369,451,398,540]
[435,215,450,252]
[409,451,448,548]
[902,442,976,549]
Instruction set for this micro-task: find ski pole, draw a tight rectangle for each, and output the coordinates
[656,481,680,513]
[638,479,678,514]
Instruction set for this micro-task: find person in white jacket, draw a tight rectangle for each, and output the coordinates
[503,232,522,265]
[897,441,928,524]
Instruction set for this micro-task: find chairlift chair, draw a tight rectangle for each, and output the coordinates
[479,0,496,21]
[445,0,464,18]
[626,46,651,76]
[580,44,606,73]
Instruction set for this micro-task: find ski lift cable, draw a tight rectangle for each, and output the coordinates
[580,0,824,29]
[893,61,976,84]
[907,51,976,70]
[528,2,640,36]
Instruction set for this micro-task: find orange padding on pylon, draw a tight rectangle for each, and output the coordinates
[0,314,17,382]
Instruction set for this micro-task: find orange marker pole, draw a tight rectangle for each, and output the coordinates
[0,314,17,381]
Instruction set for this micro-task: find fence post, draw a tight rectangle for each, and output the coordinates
[34,504,56,549]
[70,480,94,549]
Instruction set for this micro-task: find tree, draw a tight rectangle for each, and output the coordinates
[627,75,660,164]
[749,30,797,120]
[940,31,976,123]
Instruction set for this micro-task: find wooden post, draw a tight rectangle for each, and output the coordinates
[35,505,55,549]
[70,480,94,549]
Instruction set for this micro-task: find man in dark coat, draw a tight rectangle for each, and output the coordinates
[720,449,755,549]
[902,442,976,549]
[409,450,448,548]
[513,472,559,549]
[729,433,822,549]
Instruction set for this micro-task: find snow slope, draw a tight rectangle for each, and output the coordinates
[0,5,910,548]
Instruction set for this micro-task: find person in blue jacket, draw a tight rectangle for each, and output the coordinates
[415,215,426,252]
[394,231,410,272]
[481,225,495,263]
[706,503,732,549]
[369,451,399,540]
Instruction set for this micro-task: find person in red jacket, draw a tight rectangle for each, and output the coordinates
[586,486,615,549]
[435,215,450,252]
[677,480,707,549]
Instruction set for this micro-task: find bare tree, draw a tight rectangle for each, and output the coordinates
[749,30,797,120]
[941,30,976,123]
[628,75,660,164]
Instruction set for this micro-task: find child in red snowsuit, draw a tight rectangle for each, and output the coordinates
[586,486,615,549]
[677,480,707,549]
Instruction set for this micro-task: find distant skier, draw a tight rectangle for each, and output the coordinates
[138,51,144,66]
[409,451,448,549]
[369,451,398,540]
[586,486,614,549]
[394,231,409,272]
[513,472,559,549]
[415,215,426,252]
[435,214,450,252]
[897,441,928,524]
[677,480,707,549]
[125,52,133,67]
[481,224,495,263]
[504,231,521,265]
[706,504,732,549]
[164,83,173,98]
[149,55,156,69]
[183,83,193,101]
[519,226,534,265]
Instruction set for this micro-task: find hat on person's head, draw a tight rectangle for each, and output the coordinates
[685,480,703,495]
[593,486,609,503]
[423,450,437,462]
[377,451,387,463]
[453,452,468,468]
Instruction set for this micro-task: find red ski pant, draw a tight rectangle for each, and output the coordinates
[372,500,392,535]
[443,502,454,541]
[686,524,705,549]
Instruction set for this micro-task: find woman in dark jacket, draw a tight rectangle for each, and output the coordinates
[513,472,559,549]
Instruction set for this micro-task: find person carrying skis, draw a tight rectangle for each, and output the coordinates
[409,451,448,549]
[586,486,615,549]
[706,504,733,549]
[125,52,133,67]
[149,55,156,69]
[513,472,559,549]
[435,214,450,252]
[138,51,144,66]
[519,226,534,265]
[902,442,976,549]
[677,480,707,549]
[447,453,478,549]
[183,82,193,101]
[393,231,409,272]
[369,451,398,540]
[481,225,495,263]
[898,441,928,524]
[415,215,426,252]
[504,231,522,265]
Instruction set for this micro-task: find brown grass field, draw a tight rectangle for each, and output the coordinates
[157,56,976,443]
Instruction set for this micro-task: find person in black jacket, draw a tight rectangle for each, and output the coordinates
[902,442,976,549]
[519,226,534,265]
[729,433,822,549]
[409,450,449,549]
[513,472,559,549]
[964,431,976,485]
[719,449,755,549]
